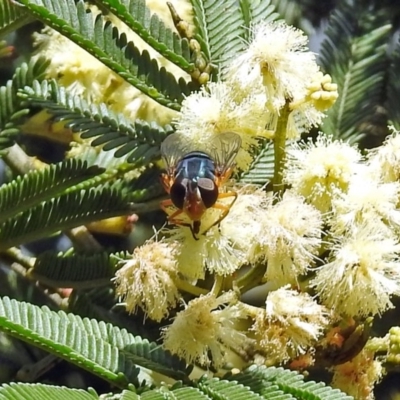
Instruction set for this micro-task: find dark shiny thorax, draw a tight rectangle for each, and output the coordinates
[170,152,219,211]
[174,151,216,181]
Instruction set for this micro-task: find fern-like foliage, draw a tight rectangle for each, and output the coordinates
[167,0,278,78]
[270,0,308,29]
[226,365,353,400]
[127,166,165,202]
[0,182,132,250]
[0,56,49,149]
[0,158,104,223]
[319,2,391,144]
[0,296,190,386]
[0,0,33,38]
[387,35,400,130]
[67,287,148,337]
[298,0,337,28]
[239,140,274,184]
[14,0,192,110]
[190,0,247,74]
[67,286,164,343]
[18,80,174,166]
[197,377,265,399]
[239,0,279,40]
[0,366,353,400]
[29,251,122,289]
[0,296,137,388]
[96,0,194,73]
[0,383,100,400]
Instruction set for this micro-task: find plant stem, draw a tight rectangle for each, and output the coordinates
[3,247,35,270]
[211,275,224,296]
[235,262,266,294]
[3,144,39,174]
[175,278,209,296]
[272,102,291,198]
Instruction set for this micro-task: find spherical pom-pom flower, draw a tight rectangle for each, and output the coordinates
[162,292,250,368]
[286,101,326,140]
[164,186,272,279]
[283,135,363,213]
[331,349,383,400]
[226,21,320,110]
[169,222,244,280]
[224,21,331,139]
[219,186,271,264]
[114,241,180,322]
[331,175,400,236]
[174,81,271,170]
[252,287,329,364]
[260,192,323,286]
[367,127,400,183]
[165,194,250,279]
[311,224,400,317]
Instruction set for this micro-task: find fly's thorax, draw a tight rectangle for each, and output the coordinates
[170,152,219,215]
[175,151,216,179]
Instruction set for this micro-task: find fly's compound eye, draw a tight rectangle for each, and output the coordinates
[197,177,218,208]
[170,180,186,209]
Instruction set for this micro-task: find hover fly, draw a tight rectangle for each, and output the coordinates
[160,132,242,239]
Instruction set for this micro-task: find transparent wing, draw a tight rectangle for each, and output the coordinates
[209,132,242,176]
[161,133,194,175]
[161,131,242,176]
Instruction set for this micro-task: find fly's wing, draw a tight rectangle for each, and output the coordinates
[160,133,194,175]
[209,132,242,177]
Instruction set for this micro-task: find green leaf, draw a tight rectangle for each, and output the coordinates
[119,391,140,400]
[387,36,400,129]
[319,2,391,144]
[190,0,247,73]
[127,166,165,202]
[96,0,194,73]
[19,80,174,166]
[0,296,135,388]
[15,0,192,110]
[0,57,49,149]
[0,182,132,251]
[239,140,274,185]
[197,376,265,399]
[0,0,33,38]
[0,296,190,386]
[0,158,104,224]
[69,286,119,317]
[67,287,163,343]
[269,0,302,27]
[29,251,122,289]
[227,365,353,400]
[239,0,279,40]
[68,286,147,338]
[0,383,99,400]
[65,306,192,381]
[169,387,211,400]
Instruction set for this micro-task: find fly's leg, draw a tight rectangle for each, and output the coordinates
[160,199,199,240]
[202,191,237,235]
[160,199,184,224]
